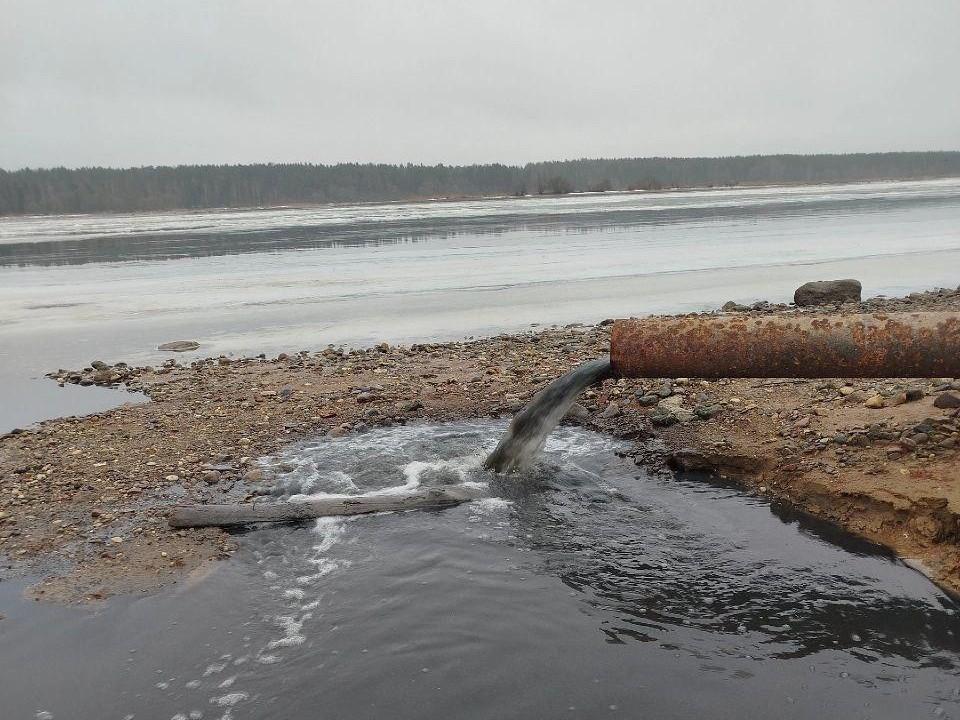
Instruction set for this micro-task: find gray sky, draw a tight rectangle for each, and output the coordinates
[2,0,959,170]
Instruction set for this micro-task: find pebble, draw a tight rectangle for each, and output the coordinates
[201,470,222,485]
[158,340,200,352]
[865,395,885,409]
[694,404,723,419]
[601,402,621,419]
[565,403,591,422]
[242,468,264,483]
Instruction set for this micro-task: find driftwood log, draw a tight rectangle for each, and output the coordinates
[168,485,483,529]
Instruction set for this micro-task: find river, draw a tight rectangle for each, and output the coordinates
[2,180,960,718]
[1,178,959,432]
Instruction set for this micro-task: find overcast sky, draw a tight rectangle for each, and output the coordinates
[2,0,958,170]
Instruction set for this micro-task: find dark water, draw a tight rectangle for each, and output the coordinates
[3,422,958,719]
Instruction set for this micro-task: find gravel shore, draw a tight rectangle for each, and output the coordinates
[1,287,959,602]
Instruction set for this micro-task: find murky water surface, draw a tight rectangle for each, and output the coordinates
[2,179,960,431]
[2,423,958,719]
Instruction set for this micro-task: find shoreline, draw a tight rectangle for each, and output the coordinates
[2,174,959,221]
[1,287,959,602]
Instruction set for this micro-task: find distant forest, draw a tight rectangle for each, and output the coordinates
[2,151,959,215]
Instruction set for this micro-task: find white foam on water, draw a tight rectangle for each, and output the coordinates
[265,421,498,500]
[210,692,248,707]
[472,497,513,513]
[202,661,228,677]
[543,426,623,456]
[267,614,309,649]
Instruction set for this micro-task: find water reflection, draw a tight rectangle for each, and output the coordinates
[493,455,960,667]
[2,184,958,267]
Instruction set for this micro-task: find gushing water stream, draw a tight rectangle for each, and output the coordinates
[484,357,612,472]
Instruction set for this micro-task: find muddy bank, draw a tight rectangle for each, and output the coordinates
[1,286,959,601]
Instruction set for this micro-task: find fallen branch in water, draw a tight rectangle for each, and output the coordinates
[168,485,482,529]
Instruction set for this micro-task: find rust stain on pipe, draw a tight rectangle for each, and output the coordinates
[610,312,960,378]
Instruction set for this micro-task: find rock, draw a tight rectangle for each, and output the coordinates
[934,392,960,409]
[655,383,673,398]
[650,409,678,427]
[867,426,895,441]
[565,403,591,422]
[278,385,294,401]
[904,387,924,402]
[721,301,750,312]
[848,433,870,447]
[636,394,660,406]
[201,470,222,484]
[327,425,351,438]
[92,370,118,384]
[158,340,200,352]
[397,399,423,413]
[375,342,390,352]
[838,386,855,396]
[356,392,378,403]
[694,404,723,419]
[793,279,862,307]
[865,395,885,409]
[242,468,264,483]
[601,402,621,419]
[91,360,110,371]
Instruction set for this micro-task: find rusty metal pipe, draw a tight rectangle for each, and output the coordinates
[610,312,960,378]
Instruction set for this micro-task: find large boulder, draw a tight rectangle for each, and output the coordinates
[793,279,862,307]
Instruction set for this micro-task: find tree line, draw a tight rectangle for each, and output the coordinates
[1,151,958,215]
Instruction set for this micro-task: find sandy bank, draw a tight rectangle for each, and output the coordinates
[1,287,958,602]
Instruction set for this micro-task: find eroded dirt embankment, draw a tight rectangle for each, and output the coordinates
[1,287,959,602]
